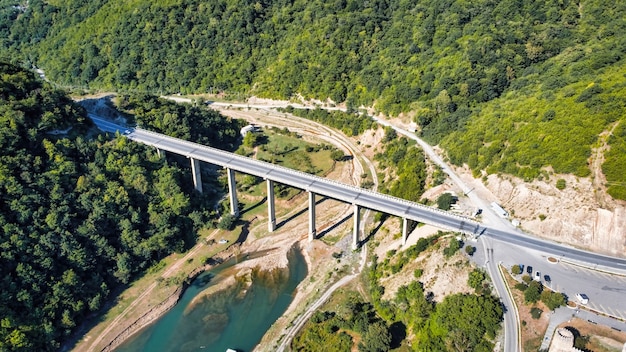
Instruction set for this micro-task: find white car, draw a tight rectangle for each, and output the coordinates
[576,293,589,304]
[534,271,541,282]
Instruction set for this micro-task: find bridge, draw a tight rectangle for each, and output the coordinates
[90,116,626,272]
[91,116,483,249]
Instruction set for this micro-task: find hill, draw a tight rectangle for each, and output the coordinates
[0,63,241,351]
[1,0,625,197]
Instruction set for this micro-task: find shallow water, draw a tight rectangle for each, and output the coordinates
[116,247,307,352]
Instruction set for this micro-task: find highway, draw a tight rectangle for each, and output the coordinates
[91,115,626,271]
[91,115,484,238]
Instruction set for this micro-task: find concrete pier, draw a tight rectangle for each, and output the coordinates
[190,158,202,193]
[353,204,360,249]
[308,192,316,241]
[227,168,239,216]
[402,218,408,246]
[267,179,276,232]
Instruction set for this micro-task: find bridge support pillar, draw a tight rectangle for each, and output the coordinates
[227,168,238,216]
[308,192,316,241]
[156,148,163,158]
[353,204,360,250]
[402,218,408,246]
[267,179,276,232]
[190,158,202,193]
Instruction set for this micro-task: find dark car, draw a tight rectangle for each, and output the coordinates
[527,265,533,274]
[544,275,551,282]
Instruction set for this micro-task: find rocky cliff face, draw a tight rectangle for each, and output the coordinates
[485,174,626,257]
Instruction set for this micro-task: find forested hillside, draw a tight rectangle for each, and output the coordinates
[0,64,239,351]
[1,0,625,197]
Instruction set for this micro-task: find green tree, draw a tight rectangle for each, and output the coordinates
[468,269,486,292]
[524,281,542,304]
[540,290,566,310]
[437,193,456,210]
[358,321,391,352]
[511,264,522,275]
[330,149,345,161]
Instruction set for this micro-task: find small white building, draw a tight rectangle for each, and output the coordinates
[490,202,509,218]
[240,124,261,137]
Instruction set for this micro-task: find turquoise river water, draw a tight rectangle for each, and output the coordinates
[116,247,307,352]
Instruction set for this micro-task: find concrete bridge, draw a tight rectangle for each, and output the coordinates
[92,115,483,249]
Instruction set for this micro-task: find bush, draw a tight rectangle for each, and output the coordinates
[541,290,566,310]
[217,213,237,230]
[331,149,345,161]
[556,179,566,190]
[524,281,543,303]
[530,307,543,319]
[464,245,476,256]
[443,238,462,258]
[511,265,522,275]
[436,193,456,210]
[514,283,528,291]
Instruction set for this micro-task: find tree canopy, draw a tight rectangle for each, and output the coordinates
[0,63,237,351]
[2,0,625,197]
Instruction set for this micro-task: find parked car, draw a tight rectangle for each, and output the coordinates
[576,293,589,304]
[534,271,541,281]
[527,265,533,274]
[544,274,551,283]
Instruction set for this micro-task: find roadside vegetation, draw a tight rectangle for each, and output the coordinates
[293,232,503,351]
[374,128,427,203]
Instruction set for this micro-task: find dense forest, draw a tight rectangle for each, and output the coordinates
[0,64,241,351]
[1,0,625,198]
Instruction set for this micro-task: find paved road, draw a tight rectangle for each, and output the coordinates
[90,115,626,271]
[91,115,484,238]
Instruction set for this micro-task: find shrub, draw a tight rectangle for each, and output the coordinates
[436,193,456,210]
[414,268,423,278]
[556,179,566,190]
[511,264,522,275]
[465,245,476,256]
[443,238,462,258]
[514,283,528,291]
[530,307,543,319]
[217,213,237,230]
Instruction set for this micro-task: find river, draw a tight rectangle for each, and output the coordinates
[116,247,307,352]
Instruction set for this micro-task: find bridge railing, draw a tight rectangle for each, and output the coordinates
[134,128,480,229]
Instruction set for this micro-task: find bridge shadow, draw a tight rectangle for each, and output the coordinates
[275,196,329,230]
[359,213,389,246]
[235,217,256,244]
[316,213,352,239]
[240,197,267,215]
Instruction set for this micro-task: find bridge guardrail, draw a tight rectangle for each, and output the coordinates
[133,127,481,232]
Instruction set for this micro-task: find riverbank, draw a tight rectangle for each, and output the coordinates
[72,95,373,352]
